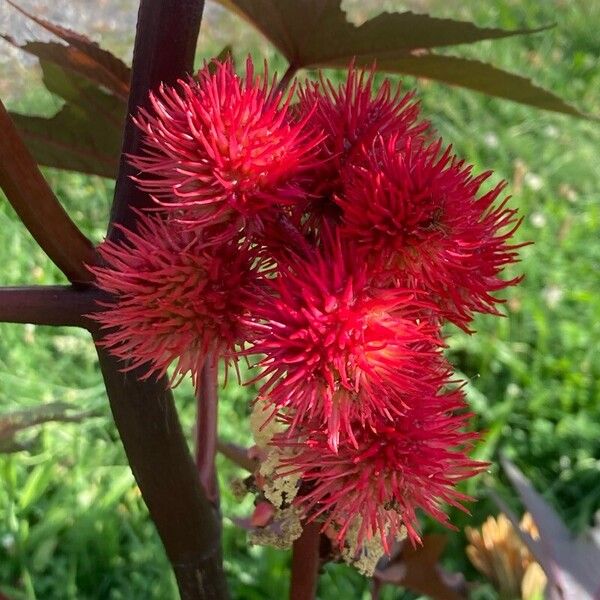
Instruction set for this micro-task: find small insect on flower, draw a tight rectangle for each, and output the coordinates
[89,212,263,387]
[129,57,323,241]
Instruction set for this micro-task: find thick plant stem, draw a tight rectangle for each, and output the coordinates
[196,357,220,506]
[108,0,205,238]
[96,346,229,600]
[100,1,228,598]
[290,522,322,600]
[216,439,257,472]
[0,285,98,328]
[0,100,94,283]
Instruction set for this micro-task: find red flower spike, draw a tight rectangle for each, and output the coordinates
[336,135,526,327]
[130,58,323,238]
[89,212,262,387]
[296,65,428,224]
[83,59,525,566]
[276,388,484,553]
[243,231,445,450]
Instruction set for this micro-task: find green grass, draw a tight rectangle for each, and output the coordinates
[1,1,599,598]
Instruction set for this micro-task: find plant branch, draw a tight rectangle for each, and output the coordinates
[108,0,205,239]
[216,439,257,472]
[270,212,316,261]
[0,100,95,283]
[96,346,228,600]
[0,285,99,328]
[196,357,219,506]
[290,522,322,600]
[98,2,229,598]
[276,63,298,95]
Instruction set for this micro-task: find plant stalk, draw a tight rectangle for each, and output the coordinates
[216,439,257,472]
[0,100,94,283]
[108,0,205,239]
[196,357,220,506]
[276,63,298,95]
[96,346,228,600]
[0,285,99,328]
[100,1,228,598]
[290,522,322,600]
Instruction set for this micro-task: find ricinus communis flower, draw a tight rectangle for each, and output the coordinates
[91,58,524,562]
[130,58,322,241]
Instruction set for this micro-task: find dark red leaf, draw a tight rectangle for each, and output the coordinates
[368,53,592,119]
[215,0,544,66]
[9,60,125,178]
[4,0,130,99]
[216,0,591,117]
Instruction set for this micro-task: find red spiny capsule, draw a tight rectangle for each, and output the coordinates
[86,58,524,564]
[336,135,525,327]
[295,65,428,225]
[89,213,261,387]
[243,232,445,450]
[298,65,426,172]
[275,388,483,552]
[129,58,322,237]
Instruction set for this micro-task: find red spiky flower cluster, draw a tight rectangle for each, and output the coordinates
[90,57,524,562]
[130,59,321,238]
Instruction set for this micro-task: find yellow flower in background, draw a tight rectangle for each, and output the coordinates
[521,562,546,600]
[466,513,546,600]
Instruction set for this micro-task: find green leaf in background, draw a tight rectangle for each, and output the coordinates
[19,462,55,510]
[215,0,591,118]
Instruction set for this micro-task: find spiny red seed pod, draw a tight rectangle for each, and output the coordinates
[89,212,262,387]
[336,135,525,327]
[298,65,426,172]
[276,388,483,552]
[296,65,428,224]
[130,57,322,239]
[86,57,525,566]
[243,231,445,450]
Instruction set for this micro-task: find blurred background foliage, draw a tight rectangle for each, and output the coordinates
[0,0,598,598]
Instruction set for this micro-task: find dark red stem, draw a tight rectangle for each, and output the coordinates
[98,1,228,599]
[276,63,298,95]
[108,0,204,238]
[0,100,94,283]
[0,286,99,328]
[289,522,322,600]
[216,439,257,472]
[273,212,317,261]
[196,357,220,506]
[96,346,228,600]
